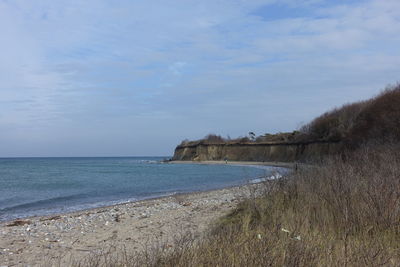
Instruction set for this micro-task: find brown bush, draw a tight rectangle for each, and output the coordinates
[300,101,370,142]
[300,84,400,147]
[256,132,301,143]
[349,86,400,146]
[202,134,226,144]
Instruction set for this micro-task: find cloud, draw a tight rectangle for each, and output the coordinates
[0,0,399,156]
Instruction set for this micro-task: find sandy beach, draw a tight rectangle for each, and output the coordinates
[0,181,267,266]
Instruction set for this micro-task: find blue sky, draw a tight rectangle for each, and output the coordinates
[0,0,399,157]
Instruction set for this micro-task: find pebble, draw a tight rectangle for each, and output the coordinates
[0,183,258,266]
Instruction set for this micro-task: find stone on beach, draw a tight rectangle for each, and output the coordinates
[0,183,264,266]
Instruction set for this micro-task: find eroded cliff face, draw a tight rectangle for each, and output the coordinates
[172,141,342,162]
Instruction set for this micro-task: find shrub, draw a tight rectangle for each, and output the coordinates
[202,134,226,144]
[300,84,400,147]
[349,86,400,146]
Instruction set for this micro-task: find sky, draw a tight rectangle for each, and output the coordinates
[0,0,399,157]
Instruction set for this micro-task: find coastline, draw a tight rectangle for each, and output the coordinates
[168,160,295,168]
[0,160,288,225]
[0,180,269,266]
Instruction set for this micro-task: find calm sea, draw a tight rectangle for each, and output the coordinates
[0,157,285,222]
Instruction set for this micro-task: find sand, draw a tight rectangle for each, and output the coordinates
[0,182,267,266]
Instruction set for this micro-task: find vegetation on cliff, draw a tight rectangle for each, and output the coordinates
[179,84,400,149]
[301,84,400,147]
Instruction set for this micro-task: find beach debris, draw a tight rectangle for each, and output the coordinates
[6,219,32,227]
[281,228,301,241]
[270,172,283,180]
[294,235,301,241]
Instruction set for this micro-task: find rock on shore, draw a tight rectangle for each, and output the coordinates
[0,183,265,266]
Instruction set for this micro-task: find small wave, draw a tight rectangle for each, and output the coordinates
[0,191,181,222]
[133,159,160,164]
[250,172,283,184]
[0,193,88,213]
[144,160,159,164]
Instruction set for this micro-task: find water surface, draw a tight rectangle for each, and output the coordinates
[0,157,285,222]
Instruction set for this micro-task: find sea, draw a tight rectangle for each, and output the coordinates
[0,157,287,222]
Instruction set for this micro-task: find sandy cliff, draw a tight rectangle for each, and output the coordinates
[172,141,342,162]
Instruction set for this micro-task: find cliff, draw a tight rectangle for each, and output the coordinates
[173,85,400,162]
[172,141,342,162]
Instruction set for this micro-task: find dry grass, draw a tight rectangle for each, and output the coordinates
[71,144,400,267]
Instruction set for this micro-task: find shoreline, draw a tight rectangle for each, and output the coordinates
[0,182,267,266]
[167,160,295,168]
[0,181,257,225]
[0,161,288,265]
[1,160,288,225]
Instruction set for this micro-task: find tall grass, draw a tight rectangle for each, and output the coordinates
[75,144,400,266]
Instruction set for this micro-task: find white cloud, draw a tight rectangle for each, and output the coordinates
[0,0,400,156]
